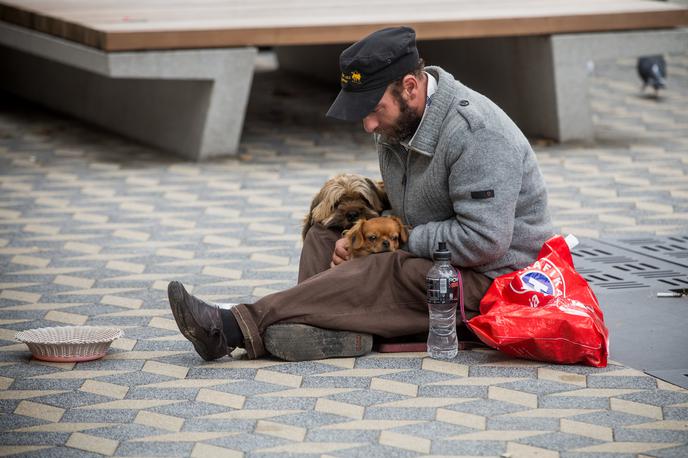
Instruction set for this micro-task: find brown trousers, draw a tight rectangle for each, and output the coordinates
[231,224,493,358]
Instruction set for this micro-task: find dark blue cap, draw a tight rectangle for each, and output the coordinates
[326,26,419,121]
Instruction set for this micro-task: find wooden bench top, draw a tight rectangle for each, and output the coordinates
[2,0,687,52]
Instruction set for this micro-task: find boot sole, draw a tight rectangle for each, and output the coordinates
[264,323,373,361]
[168,281,214,361]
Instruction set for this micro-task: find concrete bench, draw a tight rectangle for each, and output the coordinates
[1,1,687,160]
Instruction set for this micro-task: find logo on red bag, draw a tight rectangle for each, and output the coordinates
[511,259,566,298]
[521,271,554,294]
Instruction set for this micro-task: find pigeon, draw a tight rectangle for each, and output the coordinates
[637,55,667,95]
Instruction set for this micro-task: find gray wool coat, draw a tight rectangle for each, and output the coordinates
[377,66,554,279]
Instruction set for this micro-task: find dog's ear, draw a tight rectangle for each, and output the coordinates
[392,216,409,244]
[311,181,343,223]
[345,219,367,251]
[303,178,346,240]
[375,180,391,211]
[302,189,324,240]
[364,178,390,212]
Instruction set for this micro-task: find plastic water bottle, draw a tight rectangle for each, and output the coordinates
[426,241,459,359]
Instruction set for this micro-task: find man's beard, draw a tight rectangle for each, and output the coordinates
[377,94,422,145]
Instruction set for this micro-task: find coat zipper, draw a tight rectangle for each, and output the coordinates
[382,141,412,226]
[401,147,411,226]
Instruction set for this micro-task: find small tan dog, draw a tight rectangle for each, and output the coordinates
[302,174,388,239]
[344,216,408,258]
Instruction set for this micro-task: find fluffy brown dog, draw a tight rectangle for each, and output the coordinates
[344,216,408,258]
[302,174,388,239]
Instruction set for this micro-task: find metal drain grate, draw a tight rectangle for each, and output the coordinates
[605,235,688,265]
[574,236,688,380]
[574,238,688,293]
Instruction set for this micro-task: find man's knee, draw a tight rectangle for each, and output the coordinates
[298,224,342,283]
[303,223,340,246]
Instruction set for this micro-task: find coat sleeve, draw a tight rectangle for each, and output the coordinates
[407,128,524,267]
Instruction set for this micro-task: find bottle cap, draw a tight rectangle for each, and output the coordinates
[433,241,451,261]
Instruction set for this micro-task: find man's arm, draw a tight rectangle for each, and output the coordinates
[407,129,524,266]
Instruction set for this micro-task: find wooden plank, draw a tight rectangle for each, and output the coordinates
[1,0,687,51]
[3,0,683,26]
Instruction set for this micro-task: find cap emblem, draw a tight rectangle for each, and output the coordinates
[341,71,363,85]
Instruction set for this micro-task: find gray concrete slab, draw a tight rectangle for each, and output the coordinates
[0,22,256,161]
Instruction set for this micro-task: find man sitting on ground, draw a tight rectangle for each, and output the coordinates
[167,26,554,361]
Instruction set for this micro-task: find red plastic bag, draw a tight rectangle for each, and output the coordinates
[465,235,609,367]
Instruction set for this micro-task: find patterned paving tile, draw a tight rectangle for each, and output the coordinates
[1,49,687,456]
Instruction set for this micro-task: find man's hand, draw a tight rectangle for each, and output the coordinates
[330,237,351,267]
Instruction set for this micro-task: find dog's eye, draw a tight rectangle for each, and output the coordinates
[392,235,399,241]
[367,235,377,242]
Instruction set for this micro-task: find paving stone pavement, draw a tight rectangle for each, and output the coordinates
[0,50,687,457]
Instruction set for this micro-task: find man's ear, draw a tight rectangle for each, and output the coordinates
[401,74,425,114]
[402,74,420,100]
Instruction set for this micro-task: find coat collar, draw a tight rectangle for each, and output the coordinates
[401,66,456,157]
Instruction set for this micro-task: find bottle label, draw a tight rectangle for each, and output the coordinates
[426,277,459,304]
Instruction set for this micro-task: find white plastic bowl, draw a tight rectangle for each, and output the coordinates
[15,326,123,362]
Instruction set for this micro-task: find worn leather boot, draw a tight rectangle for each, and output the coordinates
[167,281,232,361]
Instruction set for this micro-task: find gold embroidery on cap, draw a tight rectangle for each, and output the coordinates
[341,71,363,85]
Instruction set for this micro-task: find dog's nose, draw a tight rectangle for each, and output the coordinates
[382,240,390,248]
[346,211,359,222]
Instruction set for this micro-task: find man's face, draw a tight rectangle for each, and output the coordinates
[362,85,422,145]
